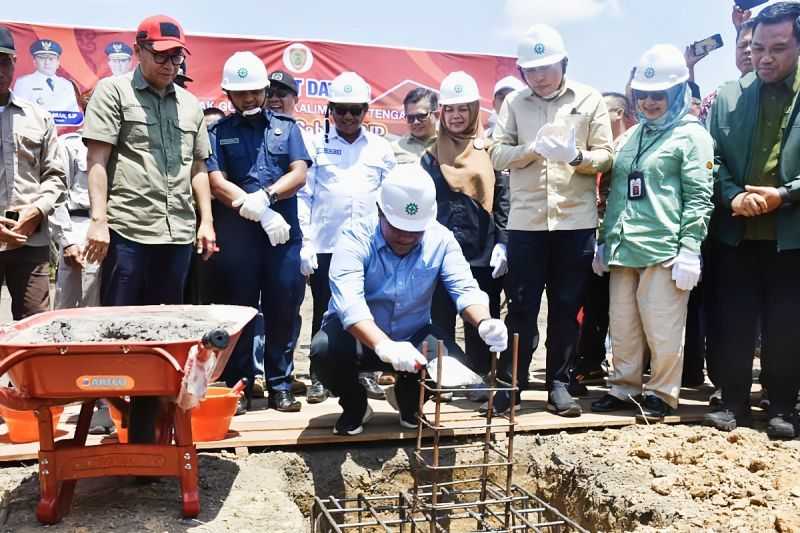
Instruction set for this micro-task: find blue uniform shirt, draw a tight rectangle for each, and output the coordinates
[208,110,312,240]
[325,220,489,342]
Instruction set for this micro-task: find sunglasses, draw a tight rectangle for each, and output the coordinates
[633,90,667,102]
[406,112,431,124]
[142,45,185,66]
[267,87,293,98]
[333,105,366,117]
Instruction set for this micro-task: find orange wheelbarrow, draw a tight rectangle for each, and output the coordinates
[0,304,256,524]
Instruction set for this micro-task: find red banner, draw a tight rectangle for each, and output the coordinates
[3,21,517,137]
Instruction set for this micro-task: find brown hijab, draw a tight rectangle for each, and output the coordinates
[429,101,496,213]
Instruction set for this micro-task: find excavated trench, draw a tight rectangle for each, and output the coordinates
[275,424,800,533]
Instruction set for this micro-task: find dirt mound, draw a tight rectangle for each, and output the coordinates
[517,425,800,532]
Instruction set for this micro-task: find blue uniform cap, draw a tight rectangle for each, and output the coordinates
[0,27,15,56]
[104,41,133,58]
[29,39,62,56]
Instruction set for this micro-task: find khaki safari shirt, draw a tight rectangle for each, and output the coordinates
[0,91,66,249]
[490,79,613,231]
[82,66,211,245]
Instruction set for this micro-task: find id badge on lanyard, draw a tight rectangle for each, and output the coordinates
[628,170,646,200]
[628,127,666,201]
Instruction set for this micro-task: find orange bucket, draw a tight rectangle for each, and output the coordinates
[191,386,239,442]
[0,405,64,443]
[108,404,128,444]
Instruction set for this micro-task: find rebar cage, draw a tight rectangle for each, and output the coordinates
[311,335,587,533]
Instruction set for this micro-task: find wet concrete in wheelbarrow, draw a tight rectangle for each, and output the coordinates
[7,313,236,344]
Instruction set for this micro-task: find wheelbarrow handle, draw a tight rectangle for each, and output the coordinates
[201,329,230,351]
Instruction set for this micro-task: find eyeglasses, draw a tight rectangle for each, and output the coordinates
[406,112,431,124]
[267,87,293,98]
[333,105,365,117]
[633,90,667,102]
[141,45,185,66]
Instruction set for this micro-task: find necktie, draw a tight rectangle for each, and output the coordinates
[46,78,55,91]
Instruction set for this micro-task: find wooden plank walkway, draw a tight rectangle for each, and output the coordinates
[0,386,722,463]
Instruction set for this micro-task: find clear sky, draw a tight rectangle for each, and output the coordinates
[2,0,776,96]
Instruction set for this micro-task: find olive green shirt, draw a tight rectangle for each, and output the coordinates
[744,66,800,240]
[82,67,211,244]
[391,134,435,165]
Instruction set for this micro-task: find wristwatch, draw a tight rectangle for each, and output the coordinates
[263,187,279,205]
[569,150,584,167]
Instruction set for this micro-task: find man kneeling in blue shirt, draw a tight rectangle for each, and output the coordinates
[310,165,509,435]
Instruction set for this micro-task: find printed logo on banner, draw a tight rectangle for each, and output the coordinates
[283,43,314,74]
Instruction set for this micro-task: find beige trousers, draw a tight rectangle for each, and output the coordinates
[608,264,690,408]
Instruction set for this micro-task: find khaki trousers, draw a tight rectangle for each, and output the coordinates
[608,264,690,408]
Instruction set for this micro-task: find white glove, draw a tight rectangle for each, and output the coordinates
[592,243,609,277]
[663,248,701,291]
[233,189,270,221]
[260,207,291,246]
[478,318,508,352]
[534,124,579,163]
[489,243,508,279]
[299,244,318,276]
[374,340,427,373]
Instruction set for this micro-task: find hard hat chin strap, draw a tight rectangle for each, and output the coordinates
[226,89,267,117]
[324,104,331,144]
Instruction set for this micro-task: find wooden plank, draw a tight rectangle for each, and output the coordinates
[0,389,732,463]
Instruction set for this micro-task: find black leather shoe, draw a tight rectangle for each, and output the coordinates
[359,373,385,400]
[268,390,301,412]
[638,395,673,421]
[591,394,630,413]
[704,408,751,431]
[306,379,329,404]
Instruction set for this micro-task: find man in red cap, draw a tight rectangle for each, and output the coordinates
[81,15,217,444]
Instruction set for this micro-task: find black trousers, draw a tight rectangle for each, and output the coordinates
[310,319,465,417]
[500,229,595,390]
[430,265,502,375]
[712,241,800,416]
[575,271,609,372]
[308,253,333,380]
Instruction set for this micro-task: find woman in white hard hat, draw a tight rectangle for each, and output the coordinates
[591,44,714,420]
[297,71,397,403]
[420,71,510,400]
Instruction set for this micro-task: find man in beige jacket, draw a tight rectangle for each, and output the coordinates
[0,27,66,319]
[490,24,612,417]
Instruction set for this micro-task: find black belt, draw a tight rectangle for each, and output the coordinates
[68,209,90,217]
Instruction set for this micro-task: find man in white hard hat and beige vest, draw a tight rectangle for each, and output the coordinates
[490,24,613,417]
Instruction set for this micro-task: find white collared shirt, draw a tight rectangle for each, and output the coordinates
[13,71,80,114]
[298,127,396,253]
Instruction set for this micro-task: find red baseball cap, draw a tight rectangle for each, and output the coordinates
[136,15,188,53]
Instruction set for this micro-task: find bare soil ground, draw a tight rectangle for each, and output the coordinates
[1,288,798,532]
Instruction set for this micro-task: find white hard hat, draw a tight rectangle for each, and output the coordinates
[517,24,567,69]
[221,51,269,91]
[328,71,371,104]
[377,165,437,232]
[493,75,526,96]
[439,71,480,106]
[630,44,689,92]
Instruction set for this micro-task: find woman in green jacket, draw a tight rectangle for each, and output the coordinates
[591,44,714,420]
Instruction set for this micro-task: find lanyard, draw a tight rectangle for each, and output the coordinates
[631,125,669,171]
